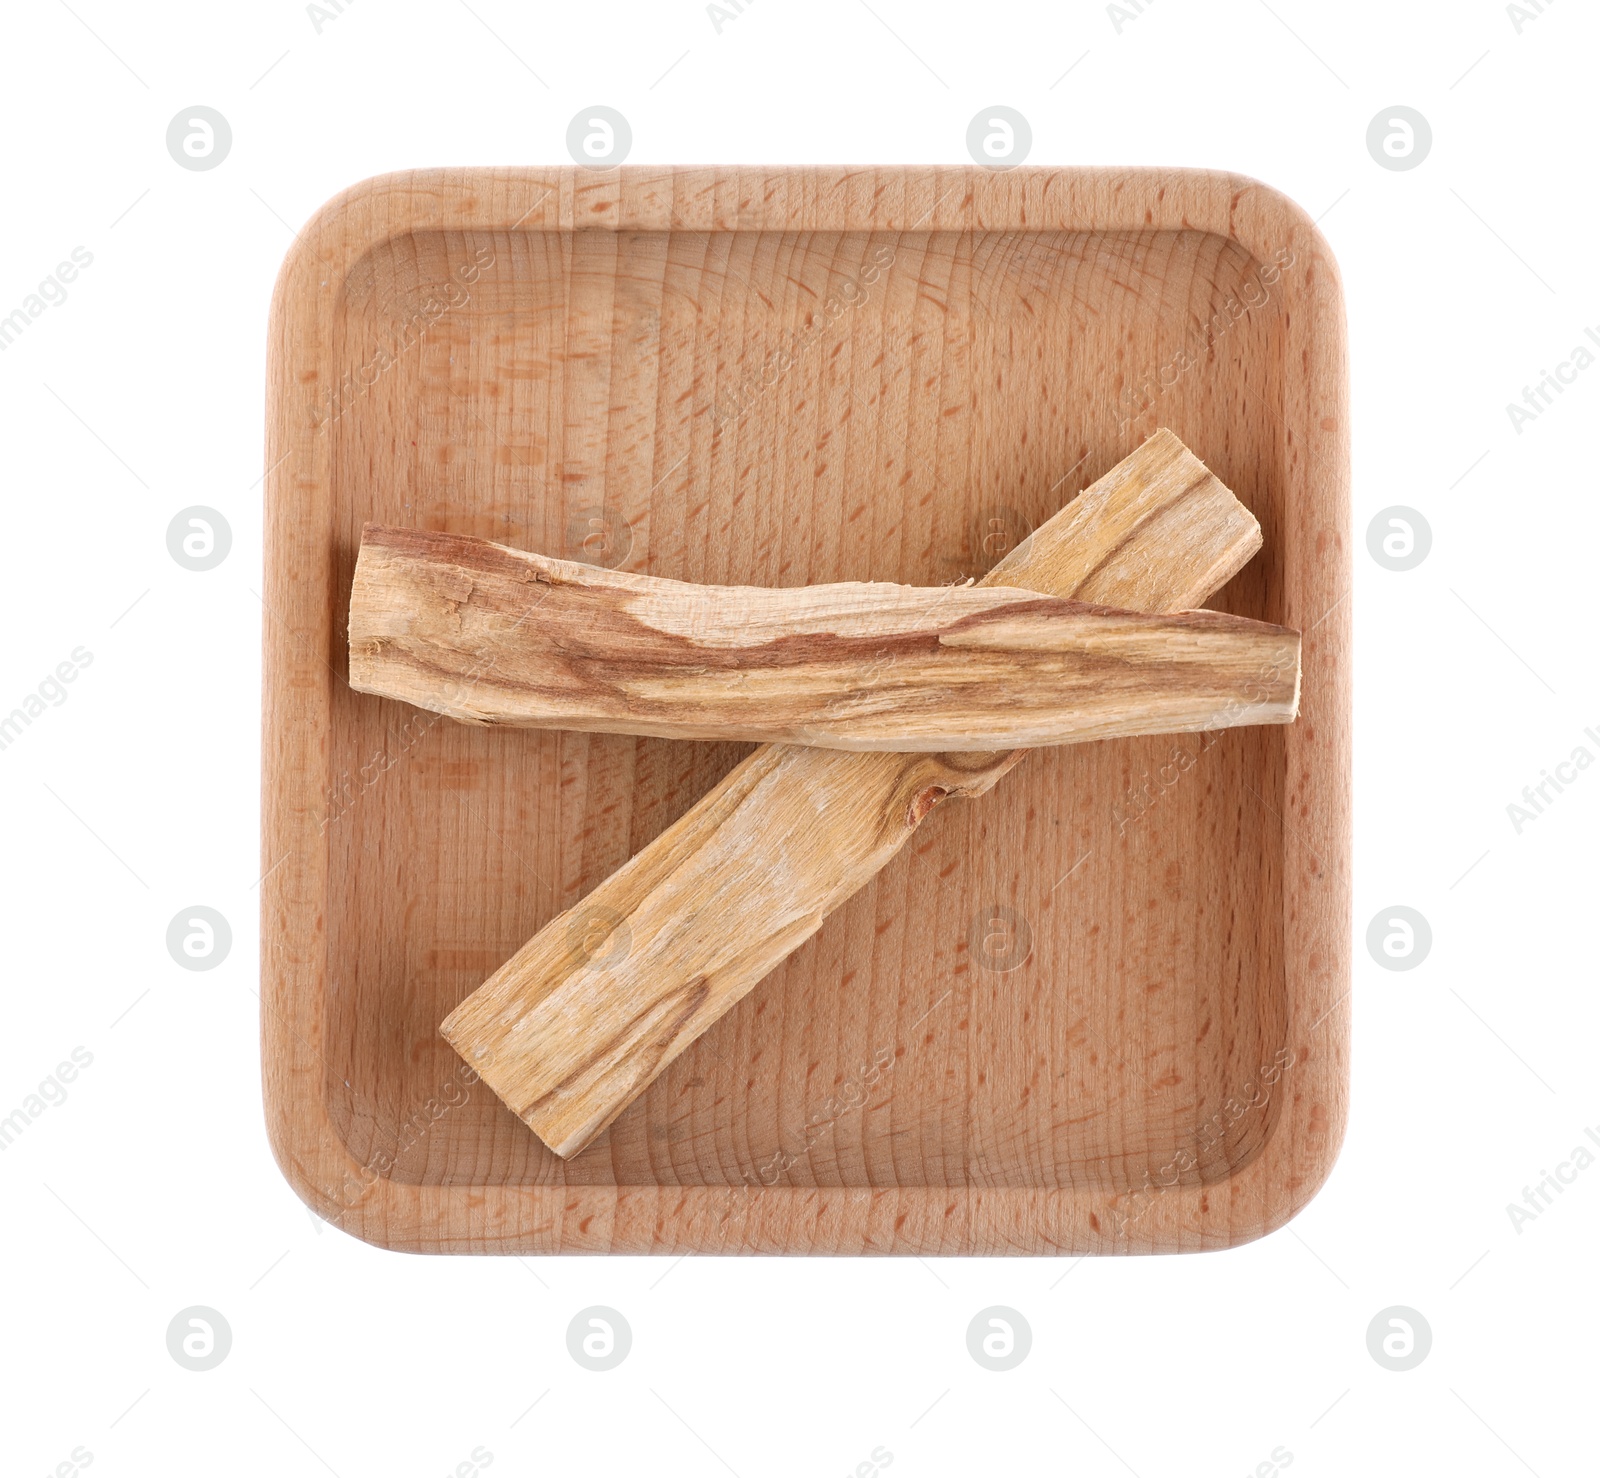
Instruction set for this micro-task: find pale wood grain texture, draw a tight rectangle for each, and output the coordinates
[262,166,1349,1254]
[349,520,1300,752]
[442,431,1280,1156]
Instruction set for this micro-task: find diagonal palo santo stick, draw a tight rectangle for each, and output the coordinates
[349,525,1299,751]
[441,430,1282,1158]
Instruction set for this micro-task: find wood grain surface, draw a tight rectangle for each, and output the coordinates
[349,520,1300,752]
[261,166,1350,1255]
[441,431,1277,1156]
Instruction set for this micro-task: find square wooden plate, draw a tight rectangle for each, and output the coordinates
[263,166,1349,1255]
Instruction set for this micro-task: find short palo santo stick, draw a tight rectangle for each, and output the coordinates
[349,525,1299,751]
[442,430,1278,1158]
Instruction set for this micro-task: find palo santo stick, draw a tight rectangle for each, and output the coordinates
[442,430,1274,1157]
[349,526,1299,751]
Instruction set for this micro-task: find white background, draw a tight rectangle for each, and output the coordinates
[2,1,1596,1474]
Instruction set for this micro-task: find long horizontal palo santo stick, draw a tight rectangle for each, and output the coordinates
[349,525,1299,751]
[442,430,1277,1158]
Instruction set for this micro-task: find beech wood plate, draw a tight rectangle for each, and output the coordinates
[262,166,1350,1255]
